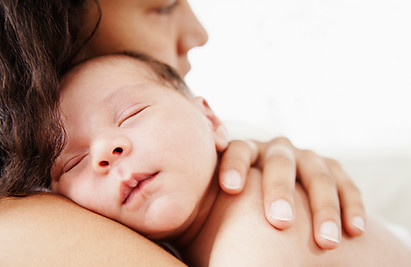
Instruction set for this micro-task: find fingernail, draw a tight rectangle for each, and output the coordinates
[222,170,242,190]
[270,199,293,221]
[320,221,340,243]
[352,216,365,232]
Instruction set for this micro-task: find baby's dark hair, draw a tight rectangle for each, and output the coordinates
[64,51,192,97]
[124,52,192,98]
[0,0,100,197]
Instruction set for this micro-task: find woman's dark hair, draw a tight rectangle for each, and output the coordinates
[0,0,100,196]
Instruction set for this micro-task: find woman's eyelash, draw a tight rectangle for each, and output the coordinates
[155,0,178,14]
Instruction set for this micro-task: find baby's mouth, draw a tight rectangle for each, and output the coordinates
[121,172,159,205]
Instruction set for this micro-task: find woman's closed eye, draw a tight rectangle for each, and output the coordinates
[118,104,150,127]
[153,0,179,15]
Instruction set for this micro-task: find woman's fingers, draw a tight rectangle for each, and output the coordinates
[219,136,366,251]
[218,140,259,194]
[324,157,366,237]
[258,138,297,229]
[296,149,343,249]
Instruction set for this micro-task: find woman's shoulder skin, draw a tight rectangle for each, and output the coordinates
[0,193,185,266]
[182,168,308,266]
[183,168,411,267]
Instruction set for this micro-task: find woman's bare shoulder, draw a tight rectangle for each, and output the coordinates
[189,168,411,266]
[186,168,311,266]
[0,193,185,266]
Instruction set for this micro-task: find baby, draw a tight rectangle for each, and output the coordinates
[51,53,410,266]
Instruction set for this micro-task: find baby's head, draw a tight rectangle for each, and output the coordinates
[52,53,228,239]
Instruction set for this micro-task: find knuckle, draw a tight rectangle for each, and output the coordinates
[272,136,293,147]
[326,205,341,216]
[324,157,343,170]
[220,154,247,172]
[314,202,341,216]
[227,139,258,163]
[312,172,336,186]
[228,139,248,149]
[265,143,295,161]
[225,156,247,169]
[313,195,341,216]
[270,182,293,196]
[325,157,339,166]
[265,153,294,168]
[265,182,295,201]
[244,139,258,155]
[348,182,361,195]
[299,149,319,161]
[342,181,362,198]
[225,140,251,158]
[297,149,325,163]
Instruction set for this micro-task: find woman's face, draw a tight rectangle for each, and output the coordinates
[82,0,208,76]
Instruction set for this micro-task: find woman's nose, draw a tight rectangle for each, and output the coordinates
[91,135,132,175]
[178,4,209,55]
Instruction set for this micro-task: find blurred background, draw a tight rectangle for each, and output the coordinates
[187,0,411,233]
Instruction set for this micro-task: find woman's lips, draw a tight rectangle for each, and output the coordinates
[121,172,158,205]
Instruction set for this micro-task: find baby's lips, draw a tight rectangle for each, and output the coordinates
[120,172,158,204]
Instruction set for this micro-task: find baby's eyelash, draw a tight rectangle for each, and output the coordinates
[118,104,149,127]
[63,154,86,173]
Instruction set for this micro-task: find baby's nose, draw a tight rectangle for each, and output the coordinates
[91,136,132,175]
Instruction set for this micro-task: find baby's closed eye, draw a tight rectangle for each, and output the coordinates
[117,104,150,127]
[62,154,88,174]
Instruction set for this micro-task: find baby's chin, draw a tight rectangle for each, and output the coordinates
[137,196,198,240]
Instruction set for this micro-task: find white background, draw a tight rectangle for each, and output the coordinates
[187,0,410,153]
[187,0,411,231]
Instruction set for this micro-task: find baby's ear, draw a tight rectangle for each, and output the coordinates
[194,97,229,152]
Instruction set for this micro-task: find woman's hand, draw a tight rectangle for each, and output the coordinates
[218,137,365,250]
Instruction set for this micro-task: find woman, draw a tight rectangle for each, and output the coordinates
[0,0,364,264]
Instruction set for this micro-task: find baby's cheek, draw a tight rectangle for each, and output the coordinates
[65,181,102,212]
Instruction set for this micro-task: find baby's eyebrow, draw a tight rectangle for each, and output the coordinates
[102,84,147,106]
[102,84,150,122]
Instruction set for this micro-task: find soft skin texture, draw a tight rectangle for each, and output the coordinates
[0,2,368,265]
[0,194,185,266]
[183,168,411,267]
[79,0,366,248]
[53,56,227,240]
[81,0,208,76]
[53,56,411,266]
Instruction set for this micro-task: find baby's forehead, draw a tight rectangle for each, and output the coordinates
[62,55,151,84]
[60,53,191,98]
